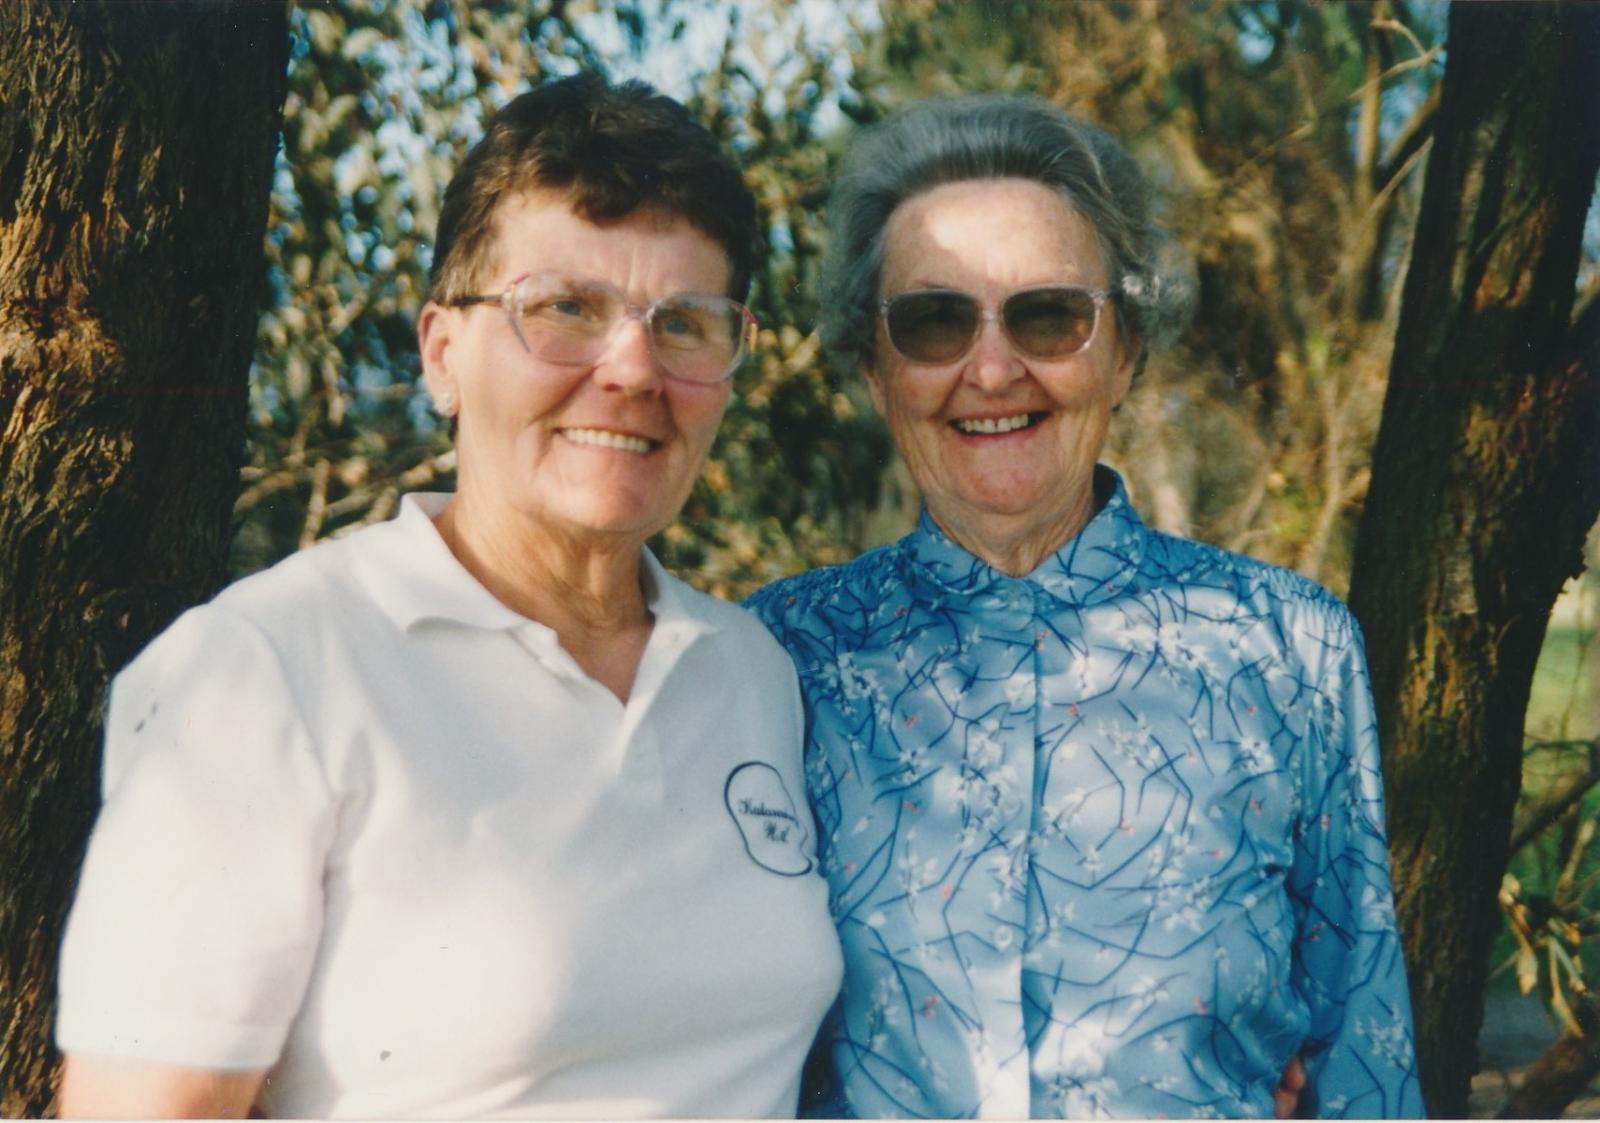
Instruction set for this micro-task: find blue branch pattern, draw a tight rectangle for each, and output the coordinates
[749,469,1424,1119]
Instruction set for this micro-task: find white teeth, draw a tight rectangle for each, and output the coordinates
[563,428,655,453]
[953,413,1036,435]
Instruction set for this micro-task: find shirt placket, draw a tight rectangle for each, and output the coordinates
[966,580,1039,1118]
[1021,587,1090,1114]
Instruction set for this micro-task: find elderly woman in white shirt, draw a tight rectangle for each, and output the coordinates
[55,72,841,1118]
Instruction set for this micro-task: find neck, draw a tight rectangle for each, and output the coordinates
[931,485,1098,577]
[433,496,654,699]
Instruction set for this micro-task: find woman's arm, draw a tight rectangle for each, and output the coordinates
[1275,1056,1307,1119]
[56,608,334,1111]
[1286,616,1424,1117]
[58,1054,265,1118]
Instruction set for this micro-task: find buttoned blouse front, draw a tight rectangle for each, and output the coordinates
[748,469,1422,1119]
[59,493,842,1118]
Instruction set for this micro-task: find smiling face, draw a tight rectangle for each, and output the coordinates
[869,177,1138,574]
[419,190,734,555]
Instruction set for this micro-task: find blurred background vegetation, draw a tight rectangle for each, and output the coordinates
[243,0,1598,1102]
[241,0,1477,597]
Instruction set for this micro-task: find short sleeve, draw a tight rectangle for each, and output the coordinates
[56,604,336,1069]
[1287,615,1425,1117]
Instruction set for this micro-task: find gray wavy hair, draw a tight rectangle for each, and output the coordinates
[819,93,1194,373]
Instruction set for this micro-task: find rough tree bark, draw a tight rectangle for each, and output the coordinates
[1346,3,1600,1117]
[0,2,288,1113]
[1498,990,1600,1119]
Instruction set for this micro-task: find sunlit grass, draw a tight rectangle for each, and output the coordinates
[1526,624,1598,744]
[1526,565,1598,746]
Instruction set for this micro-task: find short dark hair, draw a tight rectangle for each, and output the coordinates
[428,72,759,303]
[821,93,1193,373]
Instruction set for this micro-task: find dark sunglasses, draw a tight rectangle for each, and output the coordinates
[879,284,1117,365]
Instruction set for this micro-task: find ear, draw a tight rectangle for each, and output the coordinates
[417,302,460,412]
[864,362,888,417]
[1111,339,1140,407]
[1106,301,1142,406]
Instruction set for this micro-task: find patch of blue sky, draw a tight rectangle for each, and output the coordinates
[288,4,313,61]
[576,0,876,138]
[1581,191,1599,295]
[372,119,429,187]
[396,3,460,95]
[344,228,368,267]
[1372,2,1446,155]
[249,375,282,420]
[768,214,794,257]
[352,355,402,397]
[1233,5,1275,65]
[271,156,299,221]
[1360,71,1439,168]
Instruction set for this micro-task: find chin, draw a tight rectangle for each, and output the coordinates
[953,481,1055,519]
[543,497,673,542]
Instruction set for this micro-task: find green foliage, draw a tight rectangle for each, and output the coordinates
[648,2,895,597]
[1494,568,1600,1030]
[1497,742,1600,1036]
[245,1,1454,599]
[238,0,893,600]
[240,1,554,572]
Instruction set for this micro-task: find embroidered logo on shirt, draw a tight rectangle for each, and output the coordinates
[724,762,814,876]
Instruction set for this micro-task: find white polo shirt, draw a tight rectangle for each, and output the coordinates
[57,493,843,1119]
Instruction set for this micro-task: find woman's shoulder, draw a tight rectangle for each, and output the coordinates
[212,526,379,626]
[129,521,403,691]
[744,542,905,633]
[653,564,801,670]
[1140,528,1361,641]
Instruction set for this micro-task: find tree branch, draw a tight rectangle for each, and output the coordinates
[1510,739,1600,855]
[1498,989,1600,1118]
[1569,281,1600,368]
[1376,82,1439,193]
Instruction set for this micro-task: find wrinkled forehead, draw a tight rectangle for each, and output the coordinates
[879,176,1111,294]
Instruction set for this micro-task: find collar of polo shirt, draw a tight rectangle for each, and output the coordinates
[356,494,720,650]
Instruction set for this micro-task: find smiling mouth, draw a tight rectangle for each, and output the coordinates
[561,427,659,454]
[951,412,1046,436]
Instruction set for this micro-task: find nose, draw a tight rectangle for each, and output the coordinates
[595,313,663,395]
[966,312,1023,391]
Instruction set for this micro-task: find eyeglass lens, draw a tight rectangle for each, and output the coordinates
[513,277,749,384]
[883,287,1101,364]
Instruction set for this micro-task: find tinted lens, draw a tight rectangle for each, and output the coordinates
[650,296,748,383]
[884,291,980,363]
[1002,287,1099,357]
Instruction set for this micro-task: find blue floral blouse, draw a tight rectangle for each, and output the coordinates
[747,468,1423,1119]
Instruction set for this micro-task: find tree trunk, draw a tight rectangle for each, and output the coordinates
[1346,3,1600,1117]
[1498,991,1600,1119]
[0,3,288,1113]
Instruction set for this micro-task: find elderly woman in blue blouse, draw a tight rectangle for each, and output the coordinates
[748,94,1423,1119]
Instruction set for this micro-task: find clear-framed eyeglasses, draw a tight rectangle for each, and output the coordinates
[447,272,758,385]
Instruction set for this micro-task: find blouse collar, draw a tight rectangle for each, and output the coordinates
[903,465,1149,608]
